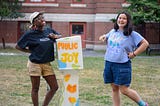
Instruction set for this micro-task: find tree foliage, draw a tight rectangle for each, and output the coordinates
[0,0,24,21]
[124,0,160,25]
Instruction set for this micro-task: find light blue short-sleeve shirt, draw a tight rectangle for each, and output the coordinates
[104,29,144,63]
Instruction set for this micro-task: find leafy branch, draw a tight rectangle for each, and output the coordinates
[0,0,24,21]
[124,0,160,25]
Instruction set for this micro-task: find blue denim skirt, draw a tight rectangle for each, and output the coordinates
[103,60,132,87]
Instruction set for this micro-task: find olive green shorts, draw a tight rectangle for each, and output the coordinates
[27,60,54,76]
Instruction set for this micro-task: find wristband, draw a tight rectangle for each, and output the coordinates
[133,52,136,56]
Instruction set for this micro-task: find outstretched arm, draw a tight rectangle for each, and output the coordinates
[99,34,106,42]
[48,33,62,39]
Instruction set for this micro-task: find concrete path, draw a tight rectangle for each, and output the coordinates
[0,49,104,57]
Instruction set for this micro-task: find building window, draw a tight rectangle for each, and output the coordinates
[72,25,84,35]
[72,0,84,4]
[26,0,56,3]
[30,0,42,2]
[121,0,130,7]
[46,0,56,2]
[19,0,25,2]
[19,22,30,39]
[71,0,86,7]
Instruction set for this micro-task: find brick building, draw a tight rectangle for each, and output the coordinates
[0,0,126,50]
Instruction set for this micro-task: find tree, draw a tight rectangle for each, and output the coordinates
[0,0,24,21]
[124,0,160,25]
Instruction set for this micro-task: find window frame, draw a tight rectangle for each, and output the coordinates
[46,0,57,3]
[25,0,57,3]
[72,0,84,4]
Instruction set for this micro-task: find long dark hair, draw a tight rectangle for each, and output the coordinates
[114,11,133,36]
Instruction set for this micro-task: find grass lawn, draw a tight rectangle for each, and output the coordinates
[0,48,160,106]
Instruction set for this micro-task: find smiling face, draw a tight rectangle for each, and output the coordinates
[33,14,46,28]
[117,13,128,30]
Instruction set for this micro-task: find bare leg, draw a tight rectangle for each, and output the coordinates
[111,83,120,106]
[120,86,141,103]
[30,76,40,106]
[42,75,58,106]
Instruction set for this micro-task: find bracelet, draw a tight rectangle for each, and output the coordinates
[133,52,136,56]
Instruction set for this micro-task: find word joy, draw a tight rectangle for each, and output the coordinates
[61,52,79,64]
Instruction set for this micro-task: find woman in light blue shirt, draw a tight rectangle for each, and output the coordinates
[99,11,149,106]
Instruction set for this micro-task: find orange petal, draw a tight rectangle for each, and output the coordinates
[64,74,71,82]
[68,97,76,103]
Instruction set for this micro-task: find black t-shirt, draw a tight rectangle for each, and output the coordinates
[17,28,60,63]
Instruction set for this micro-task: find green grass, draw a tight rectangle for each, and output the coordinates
[0,48,160,106]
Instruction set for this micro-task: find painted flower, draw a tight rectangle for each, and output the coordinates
[64,74,71,82]
[68,97,76,104]
[67,84,77,93]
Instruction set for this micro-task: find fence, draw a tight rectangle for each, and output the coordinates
[135,22,160,44]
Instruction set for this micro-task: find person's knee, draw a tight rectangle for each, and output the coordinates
[112,87,119,92]
[120,87,129,95]
[50,84,59,93]
[53,84,59,91]
[32,87,39,93]
[111,84,119,92]
[54,84,59,91]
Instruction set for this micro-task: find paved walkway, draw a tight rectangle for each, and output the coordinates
[82,49,104,57]
[0,49,104,57]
